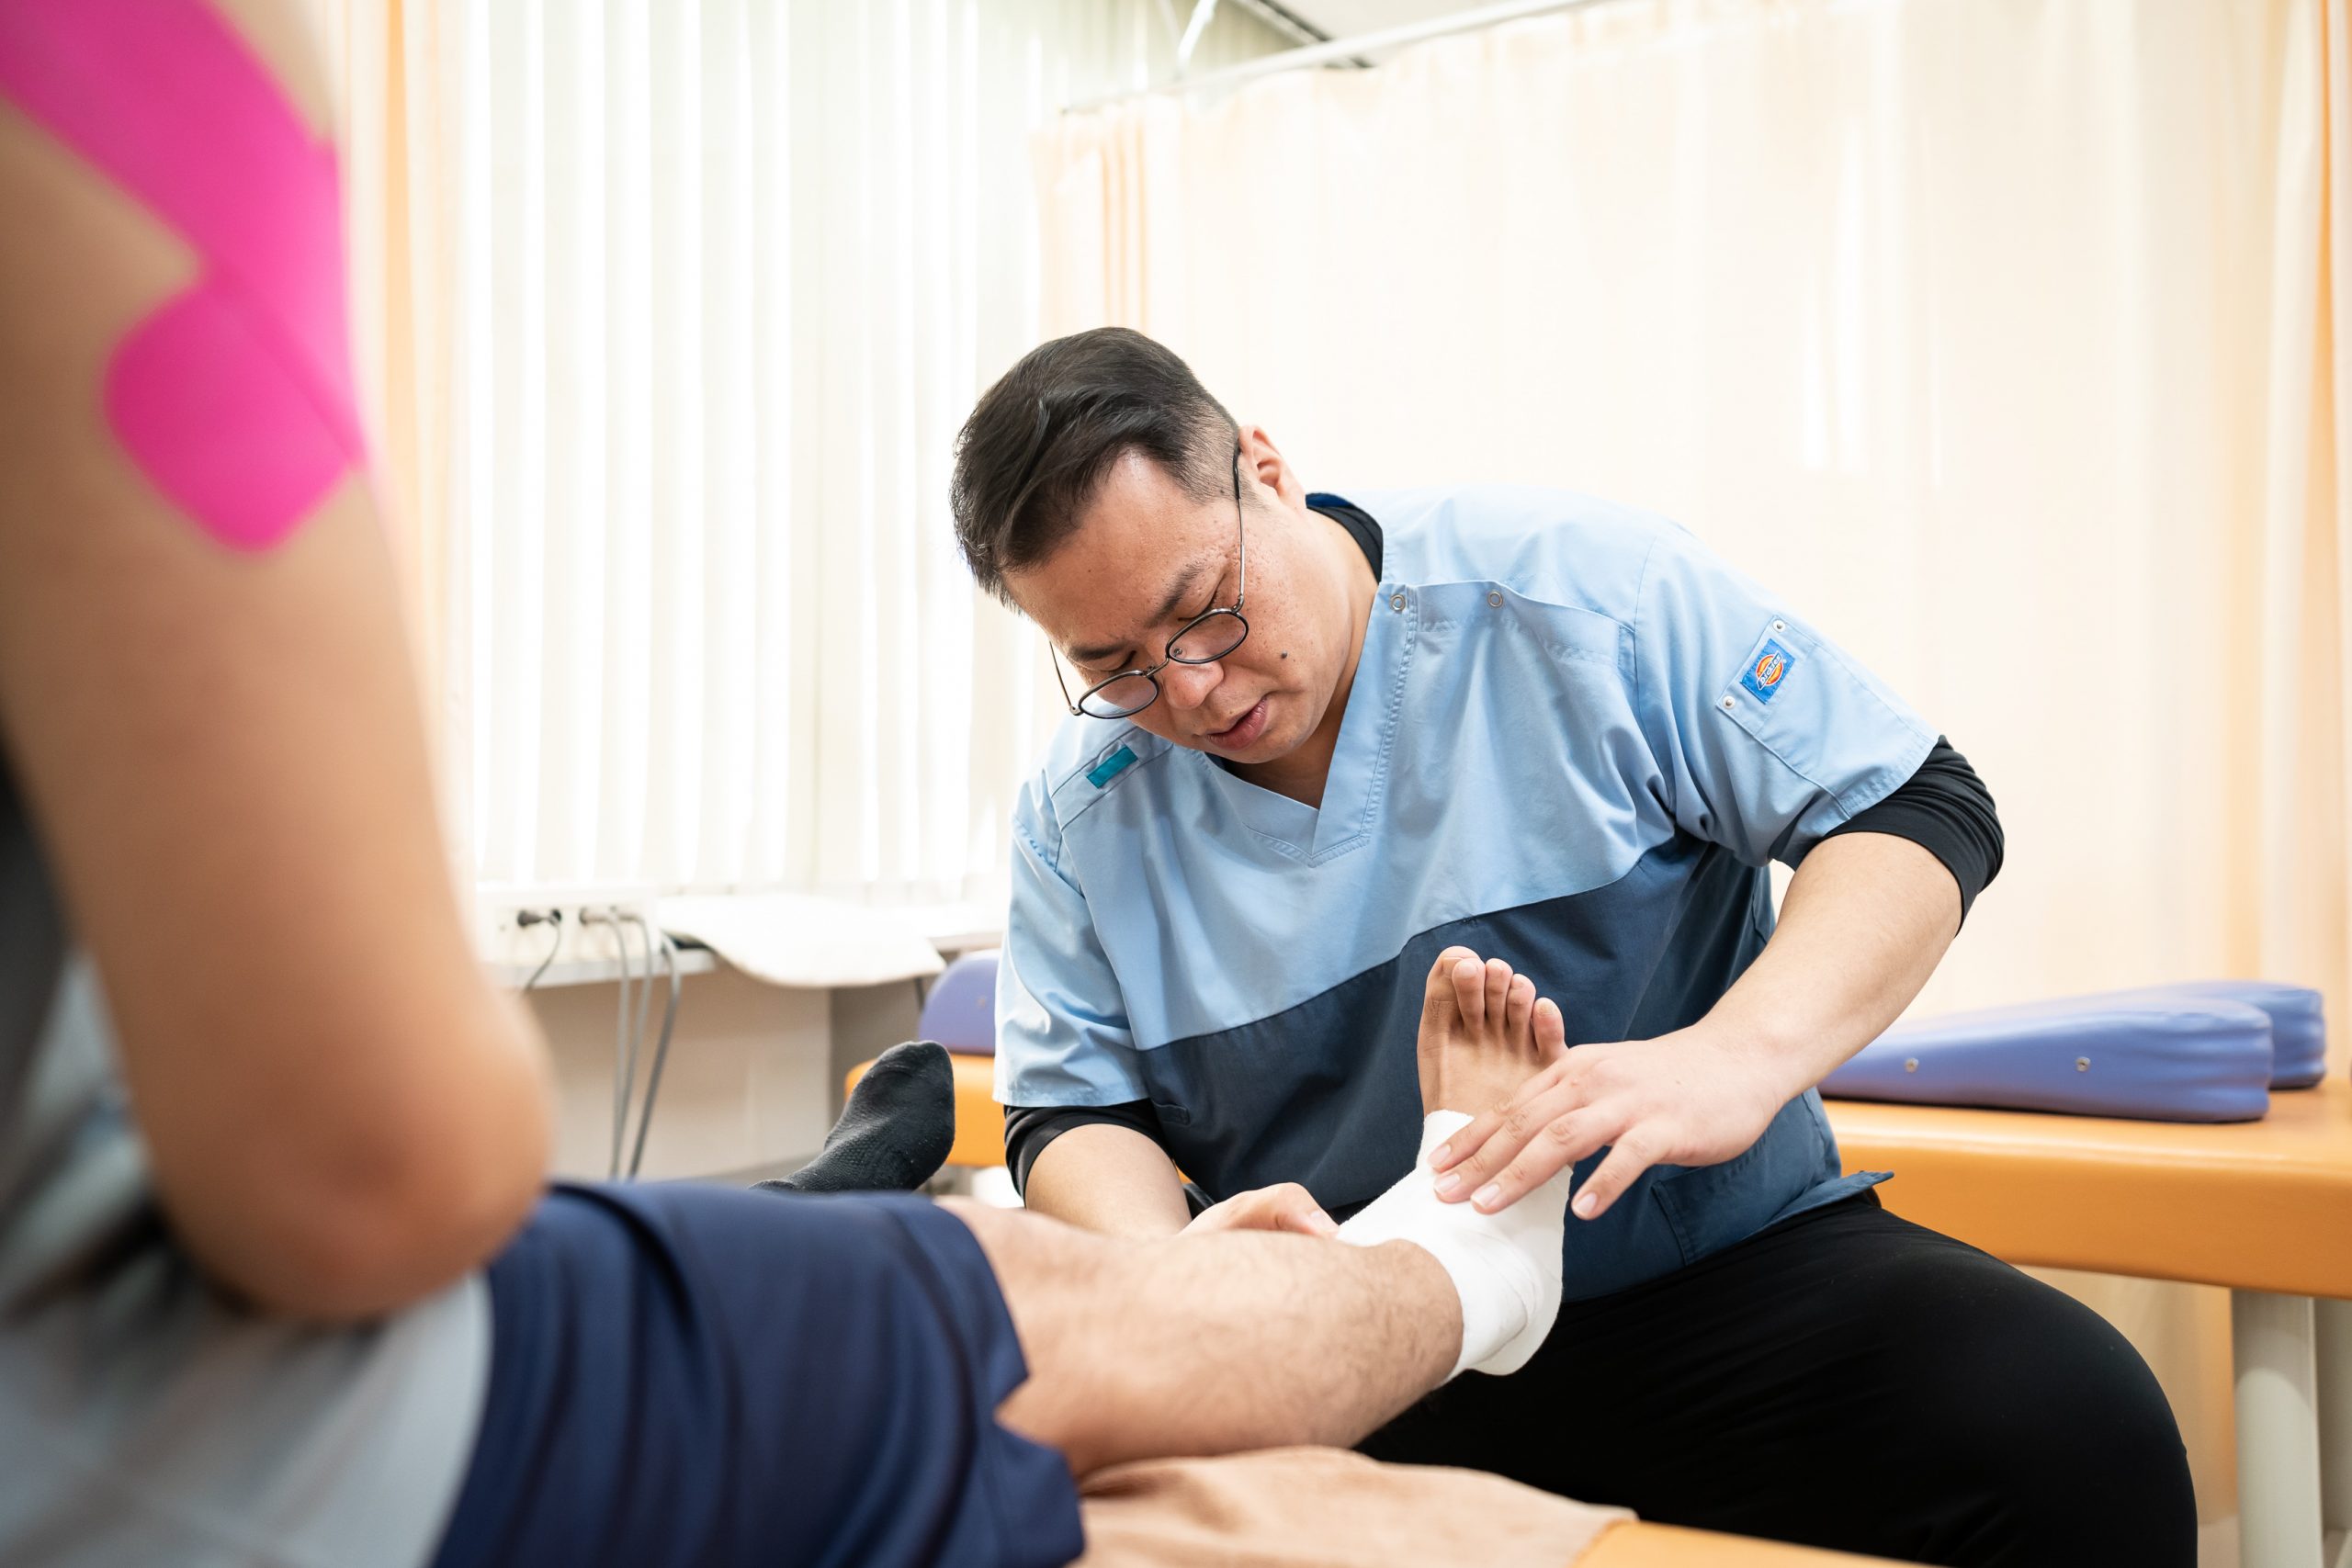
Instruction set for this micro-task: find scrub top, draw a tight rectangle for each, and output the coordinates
[996,484,1936,1302]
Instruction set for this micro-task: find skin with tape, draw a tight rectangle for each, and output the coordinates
[0,0,360,550]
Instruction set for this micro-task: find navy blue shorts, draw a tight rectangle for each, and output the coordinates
[428,1183,1083,1568]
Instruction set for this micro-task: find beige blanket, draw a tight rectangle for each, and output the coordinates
[1075,1447,1632,1568]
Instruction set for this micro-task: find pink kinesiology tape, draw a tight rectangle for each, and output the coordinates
[0,0,363,549]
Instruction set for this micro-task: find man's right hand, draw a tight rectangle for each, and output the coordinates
[1183,1182,1340,1238]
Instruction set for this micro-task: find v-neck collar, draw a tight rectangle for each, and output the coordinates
[1196,565,1414,864]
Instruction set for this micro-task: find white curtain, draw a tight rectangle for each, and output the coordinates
[430,0,1278,911]
[1039,0,2349,1042]
[1036,0,2352,1546]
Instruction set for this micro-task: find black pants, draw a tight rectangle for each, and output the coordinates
[1360,1190,2196,1566]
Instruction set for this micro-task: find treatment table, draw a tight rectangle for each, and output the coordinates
[1826,1081,2352,1568]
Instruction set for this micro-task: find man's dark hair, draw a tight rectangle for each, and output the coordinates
[951,327,1238,604]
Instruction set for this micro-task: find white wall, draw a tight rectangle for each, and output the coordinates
[525,969,832,1181]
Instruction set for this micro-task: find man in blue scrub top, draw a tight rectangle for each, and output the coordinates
[950,328,2194,1568]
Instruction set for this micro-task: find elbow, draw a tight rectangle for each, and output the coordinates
[266,1114,548,1323]
[182,1023,554,1324]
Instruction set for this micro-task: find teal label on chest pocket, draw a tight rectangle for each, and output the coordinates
[1087,745,1137,788]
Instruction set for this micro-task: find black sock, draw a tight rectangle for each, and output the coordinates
[755,1039,957,1195]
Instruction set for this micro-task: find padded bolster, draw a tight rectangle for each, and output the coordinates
[2123,980,2327,1089]
[919,950,1001,1055]
[1822,994,2274,1122]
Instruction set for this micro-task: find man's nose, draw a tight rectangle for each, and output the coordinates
[1161,660,1223,710]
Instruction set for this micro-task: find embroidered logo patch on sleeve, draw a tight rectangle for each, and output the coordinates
[1740,638,1796,703]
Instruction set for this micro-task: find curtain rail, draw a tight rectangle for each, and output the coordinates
[1065,0,1613,113]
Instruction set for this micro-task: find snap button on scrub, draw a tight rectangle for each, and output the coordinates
[1904,1058,1919,1073]
[2076,1057,2090,1072]
[1721,695,1735,710]
[1391,592,1407,612]
[1487,592,1503,607]
[1772,619,1786,632]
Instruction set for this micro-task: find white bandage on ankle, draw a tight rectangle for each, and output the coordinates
[1336,1111,1569,1379]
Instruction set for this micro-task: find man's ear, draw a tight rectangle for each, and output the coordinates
[1238,424,1301,506]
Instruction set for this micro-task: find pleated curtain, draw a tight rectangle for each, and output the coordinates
[322,0,1279,912]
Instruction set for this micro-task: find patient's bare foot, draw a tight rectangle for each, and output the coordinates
[1417,947,1567,1118]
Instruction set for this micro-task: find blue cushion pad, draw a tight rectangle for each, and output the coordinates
[1823,992,2274,1122]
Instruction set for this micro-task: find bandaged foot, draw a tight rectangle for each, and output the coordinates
[1339,949,1573,1378]
[1340,1111,1567,1376]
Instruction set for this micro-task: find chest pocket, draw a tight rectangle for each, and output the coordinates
[1648,1091,1835,1265]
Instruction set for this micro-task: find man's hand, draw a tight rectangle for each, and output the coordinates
[1427,1024,1790,1221]
[1184,1182,1341,1238]
[1430,832,1967,1221]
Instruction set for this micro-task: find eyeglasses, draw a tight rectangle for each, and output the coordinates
[1051,457,1249,719]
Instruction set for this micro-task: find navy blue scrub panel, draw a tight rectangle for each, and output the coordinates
[993,485,1937,1300]
[428,1184,1083,1568]
[1004,747,2004,1196]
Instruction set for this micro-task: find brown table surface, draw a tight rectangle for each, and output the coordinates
[1825,1074,2352,1298]
[1584,1521,1906,1566]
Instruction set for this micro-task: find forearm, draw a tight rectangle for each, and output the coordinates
[1703,830,1962,1100]
[1023,1122,1193,1238]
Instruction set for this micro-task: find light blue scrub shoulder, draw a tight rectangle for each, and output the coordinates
[999,484,1934,1300]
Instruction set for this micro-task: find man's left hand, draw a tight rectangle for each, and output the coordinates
[1183,1181,1342,1238]
[1427,1025,1792,1221]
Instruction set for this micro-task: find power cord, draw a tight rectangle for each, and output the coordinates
[553,906,689,1183]
[624,919,682,1180]
[515,908,565,990]
[582,907,641,1179]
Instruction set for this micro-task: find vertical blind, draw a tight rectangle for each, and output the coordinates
[435,0,1276,908]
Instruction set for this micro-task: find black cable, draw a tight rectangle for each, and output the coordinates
[624,911,656,1093]
[611,910,643,1180]
[627,928,683,1180]
[516,909,564,990]
[580,908,639,1180]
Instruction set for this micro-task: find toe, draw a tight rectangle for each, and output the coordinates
[1505,975,1535,1043]
[1483,959,1513,1029]
[1420,949,1471,1039]
[1453,954,1488,1027]
[1533,997,1569,1064]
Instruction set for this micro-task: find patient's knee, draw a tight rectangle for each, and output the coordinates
[935,1198,1146,1475]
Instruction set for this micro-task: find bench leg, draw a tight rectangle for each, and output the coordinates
[2236,1290,2327,1568]
[2320,1297,2351,1568]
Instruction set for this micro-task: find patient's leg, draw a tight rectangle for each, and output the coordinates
[958,947,1572,1477]
[950,1197,1460,1478]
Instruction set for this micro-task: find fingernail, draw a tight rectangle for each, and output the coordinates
[1473,1183,1502,1210]
[1310,1210,1340,1236]
[1430,1143,1452,1167]
[1433,1173,1463,1199]
[1573,1192,1598,1219]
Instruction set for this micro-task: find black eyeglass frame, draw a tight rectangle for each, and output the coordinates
[1050,457,1249,720]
